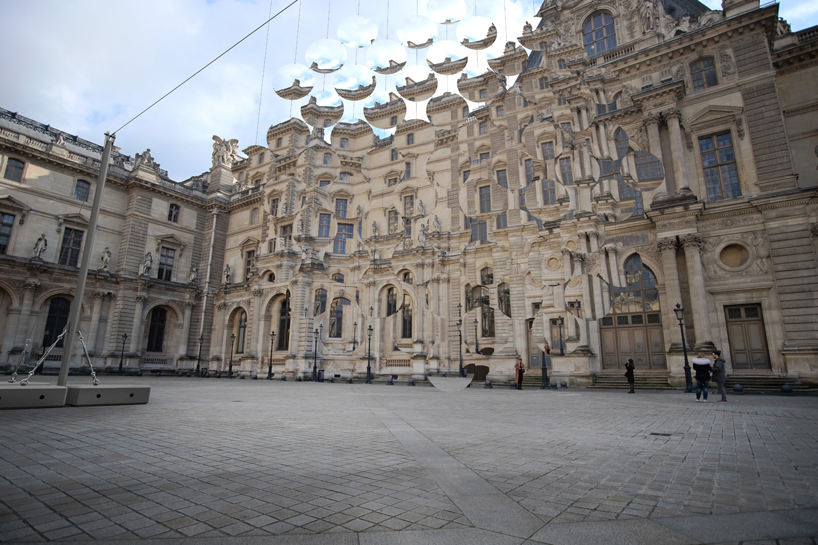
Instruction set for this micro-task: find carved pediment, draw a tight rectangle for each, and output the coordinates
[56,213,89,233]
[685,105,743,129]
[238,236,260,249]
[0,195,30,224]
[155,234,188,256]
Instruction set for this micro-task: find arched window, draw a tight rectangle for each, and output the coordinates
[277,292,291,350]
[611,255,660,314]
[329,297,350,338]
[314,289,327,315]
[691,58,717,91]
[268,272,276,282]
[42,297,71,348]
[498,283,511,317]
[235,310,247,353]
[3,158,24,182]
[583,11,616,58]
[387,287,398,316]
[614,129,643,214]
[401,294,413,339]
[147,307,168,353]
[480,267,494,285]
[332,273,344,283]
[74,180,91,202]
[401,271,414,284]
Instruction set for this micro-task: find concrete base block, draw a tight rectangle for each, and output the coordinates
[0,383,67,409]
[428,375,472,392]
[65,384,151,406]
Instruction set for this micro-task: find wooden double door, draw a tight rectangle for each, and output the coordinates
[725,304,770,369]
[600,313,666,369]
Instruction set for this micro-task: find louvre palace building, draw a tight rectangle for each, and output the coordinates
[1,0,817,387]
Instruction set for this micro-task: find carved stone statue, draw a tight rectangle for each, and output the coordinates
[372,221,379,237]
[523,21,533,35]
[98,247,112,271]
[296,218,303,236]
[418,224,428,248]
[139,252,153,277]
[417,200,426,216]
[224,264,232,284]
[496,71,507,93]
[135,149,156,169]
[188,264,198,284]
[302,248,308,260]
[54,133,66,146]
[639,0,656,33]
[356,205,363,217]
[433,215,441,233]
[212,135,240,167]
[32,234,47,259]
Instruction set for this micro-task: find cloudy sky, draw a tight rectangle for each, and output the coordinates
[0,0,814,181]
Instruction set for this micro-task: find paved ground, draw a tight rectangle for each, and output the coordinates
[1,376,818,544]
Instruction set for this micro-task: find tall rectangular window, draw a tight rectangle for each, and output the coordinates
[560,122,573,133]
[463,106,469,118]
[270,198,279,216]
[463,170,471,183]
[340,137,349,148]
[479,186,491,213]
[388,210,399,234]
[496,170,507,187]
[390,116,397,126]
[539,76,548,89]
[276,137,282,148]
[542,180,557,205]
[268,239,276,253]
[479,152,490,163]
[404,195,414,216]
[0,213,14,254]
[168,203,180,223]
[323,153,332,165]
[541,141,555,160]
[318,213,331,237]
[59,228,83,267]
[258,153,265,164]
[700,132,740,201]
[391,149,398,161]
[479,121,488,135]
[250,208,259,224]
[559,157,574,185]
[407,133,414,145]
[244,250,255,280]
[404,162,411,179]
[496,106,504,118]
[525,159,535,185]
[470,219,487,244]
[157,247,175,281]
[75,180,90,202]
[335,199,347,218]
[334,224,353,253]
[496,211,507,229]
[3,159,24,182]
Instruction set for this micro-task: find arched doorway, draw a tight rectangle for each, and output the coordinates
[43,297,71,348]
[600,254,666,369]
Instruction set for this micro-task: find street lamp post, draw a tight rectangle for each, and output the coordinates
[118,333,128,376]
[352,321,357,351]
[473,318,480,355]
[674,303,694,393]
[457,319,464,377]
[312,328,318,382]
[228,333,235,378]
[267,331,275,380]
[195,334,203,377]
[558,316,565,356]
[366,325,373,384]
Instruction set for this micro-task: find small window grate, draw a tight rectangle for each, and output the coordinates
[602,316,613,326]
[728,308,742,320]
[744,307,759,318]
[617,316,629,326]
[647,314,661,324]
[631,315,644,325]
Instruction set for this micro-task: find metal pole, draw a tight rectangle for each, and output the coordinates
[267,331,275,380]
[457,319,464,377]
[473,318,479,354]
[118,333,127,376]
[366,325,372,384]
[58,133,115,386]
[195,335,203,377]
[352,321,357,351]
[312,329,318,381]
[680,319,693,393]
[228,334,234,378]
[558,317,565,356]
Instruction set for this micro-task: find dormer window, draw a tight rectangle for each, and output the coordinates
[339,172,352,181]
[583,11,616,58]
[691,58,718,91]
[558,59,567,69]
[496,106,504,118]
[539,77,549,89]
[463,106,469,118]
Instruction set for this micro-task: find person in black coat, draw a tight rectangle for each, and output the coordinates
[624,359,635,393]
[691,352,713,402]
[711,350,727,402]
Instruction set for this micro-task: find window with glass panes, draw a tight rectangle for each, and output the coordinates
[340,137,348,148]
[560,122,573,133]
[539,77,548,89]
[276,137,282,148]
[479,89,487,99]
[404,162,411,178]
[403,195,414,216]
[335,198,347,218]
[391,149,398,161]
[407,133,414,145]
[75,180,90,202]
[691,58,717,91]
[318,213,331,237]
[479,152,490,163]
[43,297,70,348]
[334,224,353,253]
[0,213,14,254]
[541,141,555,161]
[700,132,740,201]
[390,116,397,126]
[323,153,332,165]
[525,159,535,185]
[388,177,398,187]
[168,203,180,222]
[244,250,255,280]
[59,228,83,267]
[496,211,507,229]
[339,172,351,181]
[277,293,291,350]
[3,158,24,182]
[463,170,470,182]
[469,218,487,244]
[463,106,469,118]
[320,180,331,187]
[147,307,167,352]
[559,157,574,185]
[583,11,616,58]
[314,289,327,315]
[542,180,557,205]
[270,198,279,216]
[496,169,507,187]
[401,294,413,338]
[479,186,491,213]
[157,247,175,281]
[329,298,350,337]
[388,210,399,234]
[235,311,247,352]
[496,105,504,117]
[519,187,527,207]
[479,121,488,135]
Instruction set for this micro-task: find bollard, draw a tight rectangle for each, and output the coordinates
[560,381,568,388]
[484,380,492,389]
[408,378,415,386]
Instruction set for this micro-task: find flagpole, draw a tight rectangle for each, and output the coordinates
[58,133,115,386]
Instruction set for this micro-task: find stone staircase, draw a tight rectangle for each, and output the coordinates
[590,375,676,390]
[724,375,814,394]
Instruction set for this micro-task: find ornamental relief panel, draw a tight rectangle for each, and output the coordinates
[701,231,770,280]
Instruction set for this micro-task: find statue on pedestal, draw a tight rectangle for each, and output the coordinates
[224,264,232,284]
[138,252,153,277]
[98,247,112,271]
[188,264,199,284]
[32,234,47,259]
[433,215,441,233]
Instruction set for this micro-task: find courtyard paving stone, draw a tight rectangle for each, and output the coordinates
[1,377,817,543]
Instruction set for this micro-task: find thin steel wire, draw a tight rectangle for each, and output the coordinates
[114,0,299,135]
[255,0,275,144]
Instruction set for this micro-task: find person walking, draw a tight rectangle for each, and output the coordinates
[624,358,635,393]
[514,357,525,390]
[691,352,713,402]
[712,350,727,402]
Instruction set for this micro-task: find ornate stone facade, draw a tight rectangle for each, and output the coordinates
[1,0,817,384]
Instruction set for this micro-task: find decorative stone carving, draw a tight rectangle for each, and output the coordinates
[139,252,153,277]
[216,302,228,310]
[701,231,771,279]
[188,264,198,284]
[135,294,149,303]
[98,247,112,271]
[681,234,704,250]
[418,224,428,248]
[212,136,240,167]
[224,264,232,284]
[32,234,47,259]
[134,149,157,170]
[433,215,441,233]
[251,288,264,297]
[23,280,40,291]
[657,237,678,253]
[720,50,735,77]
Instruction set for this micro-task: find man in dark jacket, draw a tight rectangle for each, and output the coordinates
[712,350,727,402]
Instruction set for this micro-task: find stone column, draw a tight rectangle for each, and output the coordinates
[86,292,104,354]
[95,294,114,355]
[251,288,264,358]
[129,294,147,353]
[644,114,669,199]
[580,107,590,130]
[681,234,715,351]
[216,302,229,372]
[178,302,195,358]
[14,281,39,347]
[657,238,683,347]
[571,107,581,129]
[665,109,692,195]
